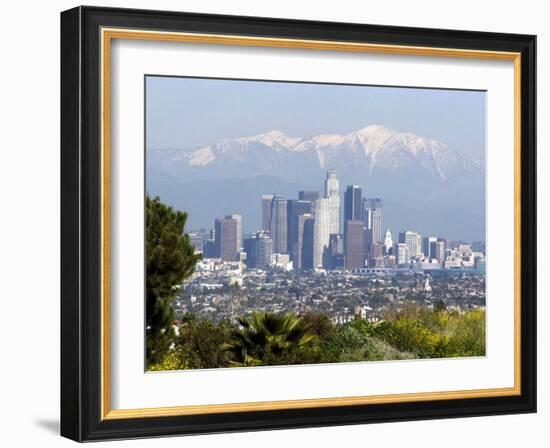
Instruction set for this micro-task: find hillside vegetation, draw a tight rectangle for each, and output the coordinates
[149,307,485,371]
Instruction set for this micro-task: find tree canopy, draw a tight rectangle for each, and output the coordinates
[146,196,202,366]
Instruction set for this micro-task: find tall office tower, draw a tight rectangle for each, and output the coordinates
[244,231,273,269]
[436,239,447,264]
[188,232,203,253]
[398,230,422,260]
[368,242,383,267]
[384,229,393,254]
[203,239,217,258]
[225,214,242,252]
[394,242,409,265]
[301,217,315,270]
[287,199,312,262]
[261,194,274,232]
[328,233,344,269]
[364,198,382,245]
[344,220,366,269]
[324,169,341,235]
[243,237,255,267]
[344,185,363,222]
[270,195,288,254]
[298,190,320,201]
[422,236,438,259]
[256,233,273,268]
[214,217,238,261]
[312,198,331,269]
[295,213,314,270]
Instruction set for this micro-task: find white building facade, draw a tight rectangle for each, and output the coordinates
[324,169,340,235]
[312,198,331,269]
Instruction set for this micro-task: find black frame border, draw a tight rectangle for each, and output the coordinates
[61,6,536,442]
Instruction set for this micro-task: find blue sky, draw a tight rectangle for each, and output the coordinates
[146,76,486,159]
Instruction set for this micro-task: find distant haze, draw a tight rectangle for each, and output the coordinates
[146,76,486,242]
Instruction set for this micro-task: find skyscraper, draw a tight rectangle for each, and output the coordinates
[398,231,422,260]
[257,235,273,268]
[215,217,238,261]
[287,199,312,263]
[298,190,320,201]
[270,195,288,253]
[422,236,438,259]
[296,213,314,270]
[225,214,242,252]
[344,220,366,269]
[436,239,447,264]
[344,185,363,222]
[368,242,383,267]
[261,194,274,232]
[202,239,217,258]
[324,169,340,235]
[301,217,315,270]
[384,229,393,254]
[244,231,272,269]
[328,233,344,270]
[312,198,331,269]
[188,232,203,253]
[364,198,382,245]
[394,242,409,265]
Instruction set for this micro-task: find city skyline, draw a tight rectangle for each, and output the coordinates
[146,77,486,242]
[187,168,486,274]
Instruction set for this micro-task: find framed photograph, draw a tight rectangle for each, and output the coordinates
[60,6,536,442]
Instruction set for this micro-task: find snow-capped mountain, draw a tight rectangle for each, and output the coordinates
[147,125,485,240]
[148,125,483,185]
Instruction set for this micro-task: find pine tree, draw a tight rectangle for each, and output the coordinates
[146,196,202,366]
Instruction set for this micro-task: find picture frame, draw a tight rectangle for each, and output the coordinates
[60,5,536,442]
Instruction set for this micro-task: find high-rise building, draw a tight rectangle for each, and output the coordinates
[225,214,242,252]
[398,230,422,260]
[368,242,383,267]
[256,234,273,268]
[328,233,344,269]
[298,190,320,201]
[244,231,272,269]
[436,239,447,264]
[295,213,314,270]
[422,236,438,259]
[324,169,340,235]
[344,220,366,269]
[261,194,274,232]
[270,195,288,254]
[301,217,315,270]
[203,239,217,258]
[384,229,393,254]
[364,198,382,245]
[215,217,238,261]
[344,185,363,222]
[394,242,409,265]
[287,199,312,262]
[312,198,331,269]
[243,237,255,267]
[332,254,345,270]
[188,232,203,253]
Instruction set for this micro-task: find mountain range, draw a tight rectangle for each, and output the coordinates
[146,125,485,241]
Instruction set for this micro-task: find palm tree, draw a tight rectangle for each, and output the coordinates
[224,311,316,367]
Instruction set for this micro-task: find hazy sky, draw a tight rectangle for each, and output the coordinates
[146,76,486,159]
